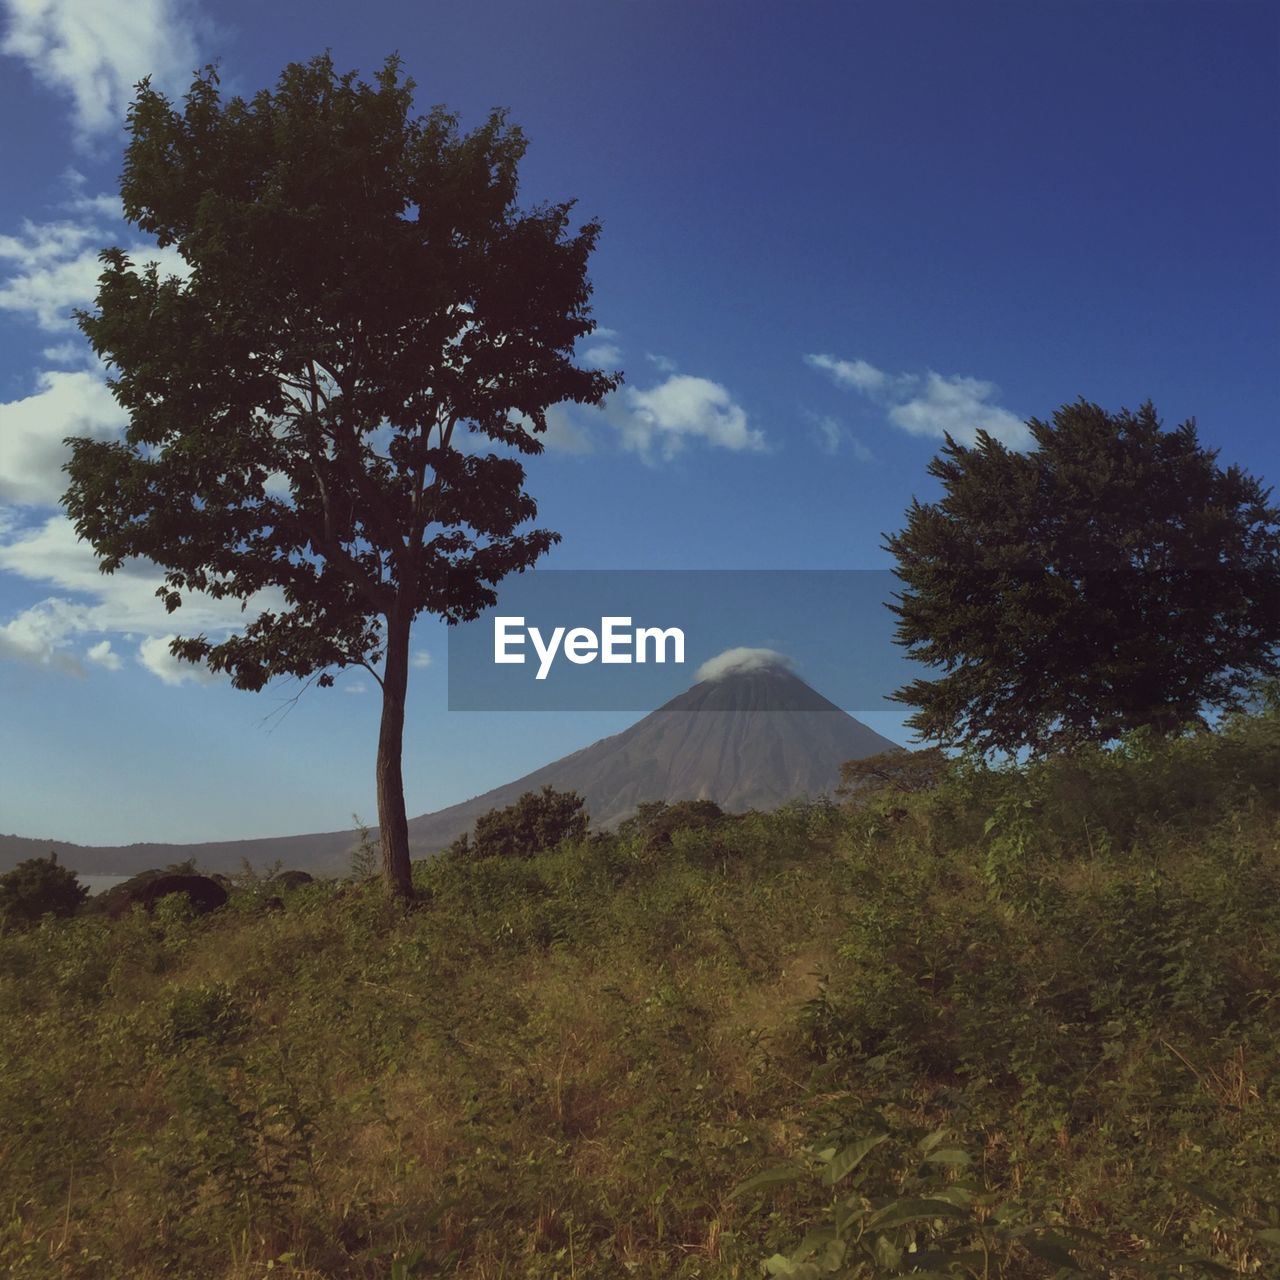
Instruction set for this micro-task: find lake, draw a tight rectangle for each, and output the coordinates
[78,874,132,896]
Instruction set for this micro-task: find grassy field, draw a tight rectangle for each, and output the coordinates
[2,707,1278,1278]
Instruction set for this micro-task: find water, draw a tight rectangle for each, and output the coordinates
[78,874,132,896]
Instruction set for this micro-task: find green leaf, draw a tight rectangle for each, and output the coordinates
[872,1235,902,1270]
[1176,1181,1236,1218]
[922,1147,971,1167]
[731,1163,804,1199]
[1023,1233,1081,1268]
[764,1255,823,1279]
[865,1197,971,1231]
[823,1133,889,1186]
[1167,1258,1238,1278]
[918,1127,949,1155]
[791,1226,837,1260]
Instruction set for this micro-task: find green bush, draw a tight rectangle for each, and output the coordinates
[0,852,87,927]
[447,785,589,859]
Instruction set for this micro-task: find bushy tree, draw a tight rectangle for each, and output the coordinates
[0,853,88,926]
[838,747,948,798]
[450,786,588,859]
[885,400,1280,755]
[63,55,619,896]
[617,799,726,850]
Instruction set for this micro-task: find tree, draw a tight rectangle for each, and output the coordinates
[837,747,948,799]
[616,799,726,850]
[448,786,588,859]
[63,55,619,896]
[885,400,1280,756]
[0,853,88,926]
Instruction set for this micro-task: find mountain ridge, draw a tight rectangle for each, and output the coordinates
[1,663,900,875]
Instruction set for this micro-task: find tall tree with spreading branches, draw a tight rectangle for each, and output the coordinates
[63,54,620,896]
[885,400,1280,755]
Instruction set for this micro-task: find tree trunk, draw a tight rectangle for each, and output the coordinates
[376,609,414,898]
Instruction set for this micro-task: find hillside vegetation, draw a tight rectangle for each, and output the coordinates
[1,707,1278,1278]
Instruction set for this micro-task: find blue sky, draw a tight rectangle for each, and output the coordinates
[1,0,1276,844]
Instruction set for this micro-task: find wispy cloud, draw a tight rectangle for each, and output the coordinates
[1,0,207,145]
[811,413,873,461]
[0,596,88,672]
[805,353,1031,449]
[804,353,892,395]
[0,210,186,332]
[0,514,284,678]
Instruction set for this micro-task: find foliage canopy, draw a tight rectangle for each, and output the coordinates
[448,785,588,860]
[62,54,618,892]
[0,852,87,926]
[885,400,1280,755]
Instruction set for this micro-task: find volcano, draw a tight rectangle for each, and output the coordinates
[406,658,897,848]
[1,655,899,875]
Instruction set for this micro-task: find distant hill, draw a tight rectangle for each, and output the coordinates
[1,659,899,876]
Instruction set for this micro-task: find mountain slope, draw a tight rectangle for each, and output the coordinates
[1,662,899,875]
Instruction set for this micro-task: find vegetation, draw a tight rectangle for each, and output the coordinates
[837,747,948,798]
[447,786,588,860]
[0,852,86,926]
[62,53,619,896]
[618,799,729,850]
[2,704,1278,1277]
[885,400,1280,755]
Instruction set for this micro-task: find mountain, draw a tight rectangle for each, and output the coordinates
[1,658,899,876]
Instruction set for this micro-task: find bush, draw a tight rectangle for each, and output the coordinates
[618,799,727,850]
[448,786,589,859]
[0,853,87,927]
[838,746,949,800]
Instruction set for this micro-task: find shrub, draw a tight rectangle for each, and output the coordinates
[448,786,589,860]
[617,799,727,851]
[838,746,949,800]
[0,853,87,927]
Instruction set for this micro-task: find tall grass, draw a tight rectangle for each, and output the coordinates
[1,706,1277,1277]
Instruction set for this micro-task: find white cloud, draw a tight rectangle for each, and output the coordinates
[804,353,891,394]
[1,0,205,143]
[0,212,187,331]
[0,205,193,516]
[580,342,622,370]
[695,647,792,682]
[0,368,127,505]
[618,374,765,462]
[646,353,678,374]
[86,637,120,669]
[411,650,432,669]
[343,679,368,695]
[137,633,218,686]
[887,372,1030,449]
[805,353,1031,449]
[41,339,88,364]
[0,597,88,672]
[0,515,285,679]
[537,370,763,462]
